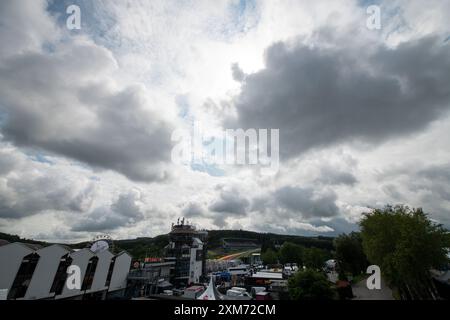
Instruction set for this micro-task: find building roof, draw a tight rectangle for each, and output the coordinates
[0,239,10,247]
[252,271,283,280]
[115,251,132,258]
[38,244,73,253]
[25,243,43,250]
[12,242,42,251]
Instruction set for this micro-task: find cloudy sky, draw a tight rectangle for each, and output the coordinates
[0,0,449,243]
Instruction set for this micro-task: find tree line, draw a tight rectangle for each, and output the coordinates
[261,205,450,300]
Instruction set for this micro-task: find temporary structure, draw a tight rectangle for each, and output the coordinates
[197,277,223,300]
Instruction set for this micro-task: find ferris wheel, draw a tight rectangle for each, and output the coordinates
[90,234,114,253]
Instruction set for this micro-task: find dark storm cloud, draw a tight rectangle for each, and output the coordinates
[0,40,174,183]
[0,149,19,175]
[307,217,359,236]
[0,0,176,181]
[227,36,450,158]
[374,162,450,229]
[412,164,450,202]
[316,166,358,186]
[112,192,145,221]
[0,174,95,219]
[212,215,228,228]
[208,189,250,216]
[382,184,404,200]
[273,186,339,218]
[71,207,128,232]
[417,164,450,184]
[231,63,246,82]
[378,162,450,202]
[0,0,57,59]
[182,202,207,218]
[0,0,173,182]
[72,191,145,232]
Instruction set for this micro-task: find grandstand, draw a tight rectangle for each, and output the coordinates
[222,238,260,251]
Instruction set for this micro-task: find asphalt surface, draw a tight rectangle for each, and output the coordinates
[352,277,394,300]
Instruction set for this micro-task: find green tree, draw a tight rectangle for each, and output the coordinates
[288,269,335,300]
[303,247,330,269]
[278,242,304,266]
[261,248,278,265]
[360,205,450,300]
[334,232,368,276]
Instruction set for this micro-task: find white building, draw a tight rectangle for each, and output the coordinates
[25,244,72,300]
[0,242,131,300]
[56,248,95,299]
[189,238,204,284]
[88,250,114,295]
[108,251,132,294]
[0,243,41,300]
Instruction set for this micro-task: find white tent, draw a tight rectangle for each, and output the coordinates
[197,277,223,300]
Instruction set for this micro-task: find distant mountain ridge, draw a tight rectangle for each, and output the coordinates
[0,230,334,259]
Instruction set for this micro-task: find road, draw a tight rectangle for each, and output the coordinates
[218,249,260,261]
[352,277,394,300]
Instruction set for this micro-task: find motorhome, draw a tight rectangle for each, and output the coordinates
[227,265,249,276]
